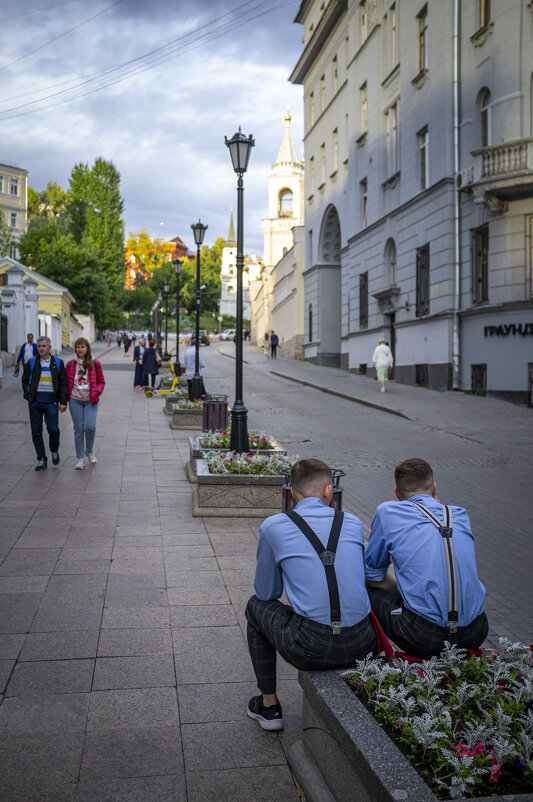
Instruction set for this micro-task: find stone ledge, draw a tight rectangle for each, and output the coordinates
[192,459,284,517]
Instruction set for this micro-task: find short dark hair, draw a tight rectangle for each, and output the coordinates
[291,458,332,497]
[394,458,434,498]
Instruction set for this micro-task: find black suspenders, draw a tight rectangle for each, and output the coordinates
[286,510,344,634]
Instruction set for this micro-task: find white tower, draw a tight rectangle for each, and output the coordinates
[219,210,238,318]
[261,113,304,268]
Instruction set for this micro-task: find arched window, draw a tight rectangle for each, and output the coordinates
[319,205,341,263]
[479,88,491,148]
[279,189,293,217]
[385,238,397,285]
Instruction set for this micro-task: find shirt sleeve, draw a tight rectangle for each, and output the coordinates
[254,524,283,600]
[364,509,391,581]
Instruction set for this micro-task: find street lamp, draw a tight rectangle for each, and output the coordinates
[173,258,182,378]
[190,219,208,400]
[163,280,170,361]
[225,126,255,453]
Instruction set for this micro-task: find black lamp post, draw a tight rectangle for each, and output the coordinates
[225,126,255,453]
[163,280,170,361]
[173,258,182,378]
[190,220,208,400]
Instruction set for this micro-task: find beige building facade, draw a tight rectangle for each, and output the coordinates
[0,162,28,259]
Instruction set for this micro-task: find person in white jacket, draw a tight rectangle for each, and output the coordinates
[372,338,393,393]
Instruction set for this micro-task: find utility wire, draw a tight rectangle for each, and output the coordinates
[0,0,77,23]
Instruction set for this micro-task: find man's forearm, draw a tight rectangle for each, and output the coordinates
[366,574,397,592]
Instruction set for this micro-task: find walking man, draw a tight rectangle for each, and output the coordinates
[15,333,38,376]
[269,330,279,359]
[371,337,393,392]
[245,458,377,731]
[22,336,68,471]
[365,457,489,658]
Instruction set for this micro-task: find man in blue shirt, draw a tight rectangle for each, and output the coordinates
[245,458,377,731]
[365,457,488,658]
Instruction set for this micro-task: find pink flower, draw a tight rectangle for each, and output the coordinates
[395,719,403,728]
[490,758,501,783]
[474,743,485,755]
[416,669,424,677]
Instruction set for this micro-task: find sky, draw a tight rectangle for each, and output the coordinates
[0,0,304,256]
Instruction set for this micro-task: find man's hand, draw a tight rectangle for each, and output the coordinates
[59,404,67,413]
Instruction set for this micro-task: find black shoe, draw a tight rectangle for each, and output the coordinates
[35,459,48,471]
[52,452,60,465]
[247,695,283,731]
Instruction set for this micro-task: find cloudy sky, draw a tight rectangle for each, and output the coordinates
[0,0,304,255]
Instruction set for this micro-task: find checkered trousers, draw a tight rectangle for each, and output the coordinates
[245,595,378,695]
[367,588,489,659]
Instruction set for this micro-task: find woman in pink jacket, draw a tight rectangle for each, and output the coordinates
[66,338,105,469]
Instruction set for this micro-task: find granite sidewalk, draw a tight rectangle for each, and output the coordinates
[0,342,303,801]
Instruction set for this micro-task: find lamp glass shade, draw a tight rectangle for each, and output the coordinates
[173,258,182,275]
[225,128,255,173]
[191,220,208,246]
[163,281,170,294]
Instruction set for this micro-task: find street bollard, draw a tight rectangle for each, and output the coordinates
[202,394,229,432]
[281,469,346,513]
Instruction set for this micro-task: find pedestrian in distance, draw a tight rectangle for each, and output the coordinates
[365,457,489,659]
[245,458,377,731]
[122,332,131,357]
[14,333,38,376]
[142,339,161,389]
[270,330,279,359]
[372,337,393,392]
[21,336,68,471]
[263,331,269,359]
[183,337,206,399]
[133,337,146,388]
[116,332,122,348]
[107,332,112,347]
[66,338,105,470]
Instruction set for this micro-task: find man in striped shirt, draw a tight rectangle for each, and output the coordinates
[22,336,68,471]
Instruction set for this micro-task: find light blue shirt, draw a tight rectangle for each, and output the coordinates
[254,496,371,627]
[365,494,486,627]
[183,346,206,380]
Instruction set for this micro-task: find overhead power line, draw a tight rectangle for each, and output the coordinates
[0,0,77,23]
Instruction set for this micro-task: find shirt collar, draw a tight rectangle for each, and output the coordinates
[294,496,327,512]
[406,493,440,506]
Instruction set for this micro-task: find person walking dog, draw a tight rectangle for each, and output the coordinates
[66,338,105,469]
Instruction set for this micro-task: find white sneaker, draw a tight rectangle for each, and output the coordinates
[75,459,85,470]
[380,386,385,392]
[85,451,97,464]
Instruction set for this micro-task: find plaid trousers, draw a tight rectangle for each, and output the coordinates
[367,588,489,659]
[245,595,378,695]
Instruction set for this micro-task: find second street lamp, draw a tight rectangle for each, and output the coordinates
[173,258,182,378]
[163,280,170,361]
[225,126,255,453]
[190,220,208,400]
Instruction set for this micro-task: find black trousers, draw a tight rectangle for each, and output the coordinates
[28,400,60,460]
[245,595,377,695]
[367,587,489,659]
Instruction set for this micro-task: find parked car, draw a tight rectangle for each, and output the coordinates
[189,330,210,345]
[219,329,236,341]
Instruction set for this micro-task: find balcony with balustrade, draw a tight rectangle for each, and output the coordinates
[471,138,533,207]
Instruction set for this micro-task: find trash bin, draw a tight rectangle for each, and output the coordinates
[202,394,228,432]
[281,469,345,513]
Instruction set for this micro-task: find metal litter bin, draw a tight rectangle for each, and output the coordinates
[281,469,346,513]
[202,394,228,432]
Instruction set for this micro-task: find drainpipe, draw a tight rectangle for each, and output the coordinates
[452,0,461,389]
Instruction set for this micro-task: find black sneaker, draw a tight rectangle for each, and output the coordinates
[247,695,283,731]
[35,459,48,471]
[52,452,60,465]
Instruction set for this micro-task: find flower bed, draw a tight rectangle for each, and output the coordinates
[344,641,533,799]
[176,399,203,409]
[203,451,292,475]
[198,430,275,450]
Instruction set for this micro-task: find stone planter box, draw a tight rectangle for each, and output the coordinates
[288,670,532,802]
[192,459,284,517]
[170,407,203,430]
[164,393,189,414]
[186,436,287,481]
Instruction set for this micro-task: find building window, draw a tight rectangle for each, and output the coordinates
[320,143,326,185]
[479,88,491,147]
[359,272,368,328]
[416,244,430,316]
[472,224,489,304]
[308,303,313,341]
[418,126,429,190]
[10,212,17,228]
[309,92,315,126]
[332,129,338,172]
[385,238,397,285]
[320,75,326,111]
[360,1,368,44]
[279,189,293,215]
[418,5,428,73]
[309,156,315,194]
[9,243,17,259]
[471,364,487,396]
[385,103,399,176]
[479,0,491,28]
[390,3,397,67]
[360,178,367,228]
[332,56,338,94]
[10,178,19,196]
[360,82,368,135]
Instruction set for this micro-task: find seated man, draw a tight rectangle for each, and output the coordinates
[365,457,489,659]
[245,458,377,731]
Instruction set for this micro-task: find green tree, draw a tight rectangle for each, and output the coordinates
[125,229,173,286]
[0,212,14,257]
[66,163,90,240]
[28,182,67,222]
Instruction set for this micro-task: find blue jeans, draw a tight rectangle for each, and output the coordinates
[28,400,60,460]
[69,399,98,459]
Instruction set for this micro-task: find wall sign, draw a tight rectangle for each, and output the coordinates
[484,324,533,337]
